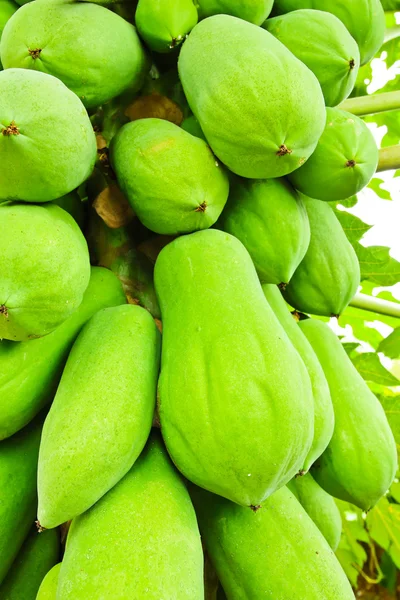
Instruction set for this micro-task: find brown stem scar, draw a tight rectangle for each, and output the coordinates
[346,159,356,168]
[277,144,292,157]
[0,305,8,318]
[278,282,287,291]
[2,122,19,136]
[250,504,261,513]
[195,201,207,213]
[295,469,307,478]
[28,48,42,59]
[349,58,356,70]
[35,520,46,533]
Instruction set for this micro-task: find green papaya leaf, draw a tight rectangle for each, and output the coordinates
[334,209,372,244]
[366,112,400,148]
[378,327,400,359]
[379,395,400,454]
[368,177,393,200]
[356,245,400,287]
[338,196,358,209]
[352,353,400,386]
[389,481,400,504]
[342,342,361,357]
[379,551,398,593]
[336,500,369,586]
[366,498,400,570]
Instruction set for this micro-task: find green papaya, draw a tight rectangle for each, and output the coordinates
[181,114,207,141]
[0,416,43,584]
[262,284,334,470]
[381,0,400,8]
[196,0,273,25]
[36,563,61,600]
[191,485,354,599]
[263,10,360,107]
[0,527,59,599]
[288,108,379,202]
[136,0,198,52]
[217,178,310,286]
[178,15,326,179]
[270,0,385,65]
[282,197,360,317]
[0,202,90,341]
[0,69,96,202]
[1,2,148,108]
[52,191,86,230]
[0,267,126,441]
[300,318,397,511]
[110,118,229,234]
[287,473,342,551]
[57,432,204,599]
[38,304,160,529]
[155,229,314,507]
[0,0,16,69]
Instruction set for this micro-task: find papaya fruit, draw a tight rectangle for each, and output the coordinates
[135,0,198,53]
[0,69,96,202]
[196,0,273,25]
[0,527,59,599]
[110,118,229,234]
[287,473,342,551]
[0,416,43,584]
[300,318,397,511]
[282,197,360,317]
[263,10,360,107]
[217,178,310,286]
[178,15,326,179]
[1,1,148,108]
[191,484,354,599]
[38,304,160,529]
[52,192,86,230]
[155,229,314,507]
[262,284,334,470]
[0,0,16,69]
[270,0,385,65]
[57,431,204,599]
[0,202,91,341]
[381,0,400,8]
[36,564,61,600]
[181,114,206,141]
[0,267,126,441]
[288,107,379,202]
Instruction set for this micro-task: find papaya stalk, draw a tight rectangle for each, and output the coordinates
[349,293,400,318]
[339,90,400,116]
[377,144,400,172]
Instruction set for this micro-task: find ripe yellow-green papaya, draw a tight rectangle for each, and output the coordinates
[287,473,342,551]
[282,197,360,317]
[0,69,96,202]
[300,318,397,511]
[196,0,273,24]
[0,267,126,441]
[155,229,314,507]
[110,118,229,234]
[135,0,198,52]
[178,15,326,179]
[0,527,59,599]
[57,432,204,599]
[0,0,16,69]
[262,284,333,470]
[270,0,385,65]
[217,178,310,285]
[36,563,61,600]
[0,416,43,584]
[191,485,354,599]
[1,1,148,108]
[288,108,379,202]
[263,10,360,107]
[38,304,160,529]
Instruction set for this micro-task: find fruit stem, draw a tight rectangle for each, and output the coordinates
[377,145,400,173]
[349,293,400,318]
[384,25,400,44]
[339,91,400,116]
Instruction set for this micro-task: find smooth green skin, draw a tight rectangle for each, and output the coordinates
[57,431,204,599]
[264,10,360,107]
[287,473,342,551]
[0,527,59,600]
[111,118,229,235]
[180,115,207,141]
[288,108,379,202]
[301,319,398,511]
[178,15,326,179]
[196,0,273,25]
[1,2,147,108]
[0,267,126,441]
[283,197,360,317]
[191,485,354,600]
[271,0,385,65]
[36,564,61,600]
[155,229,314,507]
[381,0,400,8]
[0,416,43,585]
[38,304,160,529]
[262,284,334,471]
[0,0,16,69]
[0,69,96,202]
[136,0,198,53]
[217,178,310,285]
[0,203,90,341]
[52,192,85,230]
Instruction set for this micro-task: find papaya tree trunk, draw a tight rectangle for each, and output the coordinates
[339,91,400,116]
[349,293,400,318]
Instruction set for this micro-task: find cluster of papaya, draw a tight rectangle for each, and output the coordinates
[0,0,397,598]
